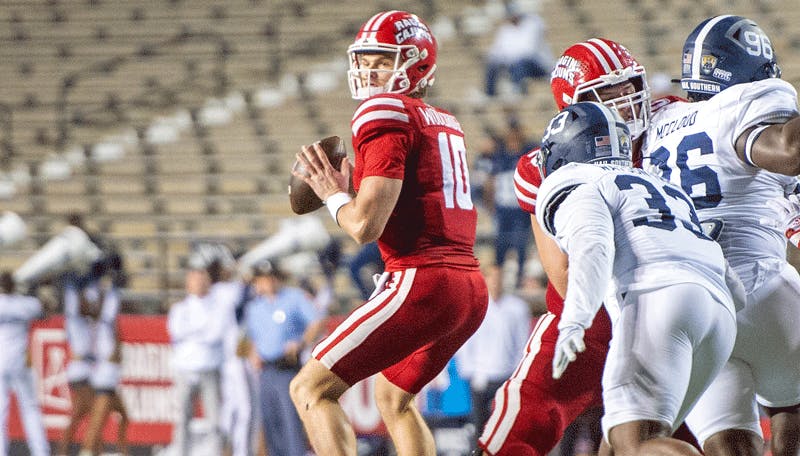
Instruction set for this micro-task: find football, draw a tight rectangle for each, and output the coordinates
[288,135,348,215]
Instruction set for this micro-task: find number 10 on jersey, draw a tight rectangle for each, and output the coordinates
[438,132,474,210]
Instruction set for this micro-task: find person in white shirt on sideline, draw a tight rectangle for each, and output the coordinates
[193,243,255,456]
[457,264,531,440]
[483,3,554,98]
[0,271,50,456]
[167,256,228,456]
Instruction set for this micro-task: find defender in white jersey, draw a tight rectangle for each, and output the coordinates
[0,272,49,456]
[641,15,800,456]
[538,102,737,456]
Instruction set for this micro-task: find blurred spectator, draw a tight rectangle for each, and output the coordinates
[347,242,384,300]
[0,211,26,248]
[243,260,325,456]
[456,264,531,443]
[75,276,129,456]
[650,71,678,99]
[38,214,129,456]
[309,237,341,316]
[482,119,537,287]
[470,135,497,210]
[0,271,49,456]
[299,275,333,318]
[484,3,554,98]
[167,262,226,456]
[296,274,334,386]
[317,237,343,284]
[518,257,548,314]
[193,243,255,456]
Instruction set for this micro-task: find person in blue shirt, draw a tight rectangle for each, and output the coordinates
[482,120,537,287]
[243,260,325,456]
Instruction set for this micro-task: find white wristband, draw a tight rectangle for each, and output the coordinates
[325,192,352,225]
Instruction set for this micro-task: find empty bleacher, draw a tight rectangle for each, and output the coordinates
[1,0,799,307]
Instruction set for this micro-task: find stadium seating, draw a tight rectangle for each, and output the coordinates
[1,0,798,307]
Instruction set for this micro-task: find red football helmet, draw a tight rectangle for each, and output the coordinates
[347,10,437,100]
[550,38,650,138]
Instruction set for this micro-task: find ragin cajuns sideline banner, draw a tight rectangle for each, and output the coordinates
[9,315,385,445]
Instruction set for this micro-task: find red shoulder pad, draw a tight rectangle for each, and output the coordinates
[514,148,543,214]
[651,95,687,113]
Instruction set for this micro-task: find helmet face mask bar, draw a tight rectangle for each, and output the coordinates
[573,66,650,140]
[347,10,437,100]
[348,44,425,99]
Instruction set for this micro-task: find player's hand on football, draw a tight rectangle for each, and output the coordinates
[552,324,585,380]
[760,193,800,248]
[293,142,352,202]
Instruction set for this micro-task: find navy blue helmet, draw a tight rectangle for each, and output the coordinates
[680,15,781,101]
[538,102,633,178]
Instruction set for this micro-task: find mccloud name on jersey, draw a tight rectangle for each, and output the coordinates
[655,110,698,140]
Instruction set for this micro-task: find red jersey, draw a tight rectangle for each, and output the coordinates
[351,93,479,271]
[513,147,542,215]
[514,148,571,316]
[514,148,611,337]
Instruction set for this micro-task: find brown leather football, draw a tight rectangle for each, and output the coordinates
[288,135,347,215]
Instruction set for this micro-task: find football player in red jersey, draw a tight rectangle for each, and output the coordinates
[289,10,488,456]
[477,38,698,456]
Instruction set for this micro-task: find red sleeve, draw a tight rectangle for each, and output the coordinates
[359,130,409,180]
[650,95,687,113]
[351,95,414,182]
[514,148,543,214]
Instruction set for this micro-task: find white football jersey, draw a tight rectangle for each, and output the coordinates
[64,282,120,363]
[0,293,42,372]
[209,280,246,360]
[642,79,800,292]
[93,286,120,362]
[64,285,92,359]
[536,163,733,326]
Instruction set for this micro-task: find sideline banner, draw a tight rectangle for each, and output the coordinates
[9,315,388,445]
[10,315,173,444]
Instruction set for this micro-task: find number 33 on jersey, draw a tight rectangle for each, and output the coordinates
[536,163,726,298]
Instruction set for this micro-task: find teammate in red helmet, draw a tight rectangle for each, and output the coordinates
[478,38,698,455]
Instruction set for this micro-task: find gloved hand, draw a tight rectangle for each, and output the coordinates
[761,194,800,248]
[552,324,586,380]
